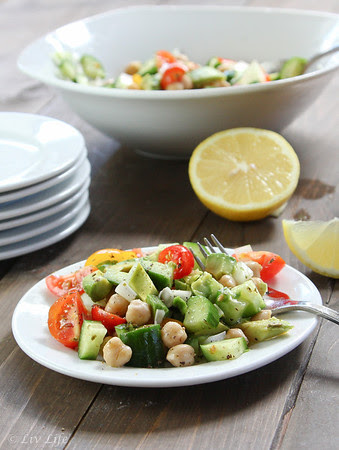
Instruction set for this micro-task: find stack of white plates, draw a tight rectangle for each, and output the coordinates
[0,112,91,260]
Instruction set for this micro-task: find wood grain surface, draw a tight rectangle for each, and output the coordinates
[0,1,338,449]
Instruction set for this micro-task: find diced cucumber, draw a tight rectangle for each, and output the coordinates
[183,295,219,334]
[200,337,248,361]
[116,323,165,368]
[231,280,266,317]
[279,57,307,79]
[78,320,107,360]
[146,294,169,319]
[183,241,207,269]
[80,54,105,79]
[173,296,188,315]
[138,58,158,76]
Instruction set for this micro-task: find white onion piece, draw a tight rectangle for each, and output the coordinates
[115,281,137,302]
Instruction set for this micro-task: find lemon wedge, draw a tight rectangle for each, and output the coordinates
[188,128,300,221]
[282,218,339,278]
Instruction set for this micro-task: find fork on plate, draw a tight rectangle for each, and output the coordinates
[191,234,339,325]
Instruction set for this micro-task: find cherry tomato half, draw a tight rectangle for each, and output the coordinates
[91,305,126,334]
[160,64,187,89]
[45,266,96,297]
[48,291,86,349]
[235,251,285,282]
[158,244,195,279]
[156,50,177,68]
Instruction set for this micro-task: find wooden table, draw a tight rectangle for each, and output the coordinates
[0,1,338,448]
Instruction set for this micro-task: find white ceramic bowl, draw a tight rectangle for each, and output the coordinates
[18,5,339,159]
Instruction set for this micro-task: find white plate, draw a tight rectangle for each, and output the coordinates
[0,189,89,246]
[12,247,322,387]
[0,151,87,204]
[0,112,86,193]
[0,181,89,231]
[0,159,90,220]
[0,201,90,260]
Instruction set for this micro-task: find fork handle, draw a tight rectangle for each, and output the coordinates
[272,303,339,325]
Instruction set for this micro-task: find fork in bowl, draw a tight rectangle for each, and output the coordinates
[191,234,339,325]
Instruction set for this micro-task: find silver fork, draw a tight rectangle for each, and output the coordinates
[192,234,339,325]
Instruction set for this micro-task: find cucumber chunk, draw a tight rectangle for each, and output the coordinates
[279,57,307,79]
[200,337,248,361]
[116,323,165,368]
[183,295,219,333]
[78,320,107,360]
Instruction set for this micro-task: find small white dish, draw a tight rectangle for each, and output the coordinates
[0,189,88,246]
[0,182,88,231]
[0,159,90,221]
[12,246,321,387]
[0,112,86,192]
[0,201,90,260]
[0,151,87,204]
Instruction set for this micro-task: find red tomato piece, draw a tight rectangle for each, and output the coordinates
[91,305,126,334]
[235,251,285,282]
[160,64,187,89]
[48,291,86,349]
[45,266,96,297]
[158,244,195,279]
[156,50,177,67]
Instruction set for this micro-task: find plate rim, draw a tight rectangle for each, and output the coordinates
[0,112,86,193]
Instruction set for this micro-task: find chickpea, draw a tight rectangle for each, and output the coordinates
[165,82,184,90]
[103,337,132,367]
[125,299,151,326]
[105,293,129,316]
[124,60,142,75]
[251,310,272,321]
[166,344,195,367]
[182,74,193,89]
[128,83,141,90]
[161,321,187,348]
[252,277,268,296]
[219,274,236,288]
[226,328,249,343]
[244,261,262,278]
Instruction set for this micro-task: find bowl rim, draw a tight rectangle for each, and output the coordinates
[17,4,339,100]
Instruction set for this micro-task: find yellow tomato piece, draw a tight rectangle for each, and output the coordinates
[85,248,137,267]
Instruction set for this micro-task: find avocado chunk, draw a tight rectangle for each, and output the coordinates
[82,270,112,301]
[239,318,293,344]
[183,295,219,334]
[205,253,236,279]
[78,320,107,360]
[216,280,265,326]
[188,66,226,88]
[140,259,176,290]
[200,337,248,361]
[115,323,165,368]
[279,56,307,79]
[128,262,158,301]
[174,279,190,290]
[104,268,130,286]
[191,271,224,303]
[100,259,135,274]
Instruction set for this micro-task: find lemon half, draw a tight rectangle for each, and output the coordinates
[282,218,339,278]
[188,128,300,221]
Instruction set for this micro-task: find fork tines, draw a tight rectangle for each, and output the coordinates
[192,234,229,271]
